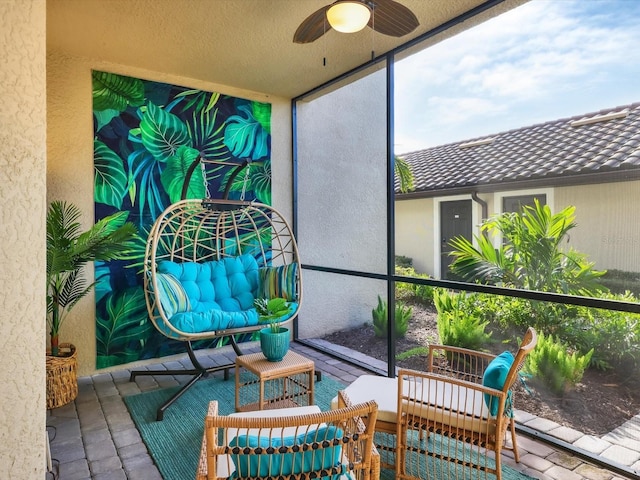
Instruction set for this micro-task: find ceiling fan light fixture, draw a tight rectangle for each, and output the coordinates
[326,1,371,33]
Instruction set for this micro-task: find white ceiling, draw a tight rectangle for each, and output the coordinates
[47,0,526,99]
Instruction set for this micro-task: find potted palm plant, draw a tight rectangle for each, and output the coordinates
[254,297,293,362]
[46,201,136,408]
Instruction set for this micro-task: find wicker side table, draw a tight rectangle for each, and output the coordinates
[235,350,315,412]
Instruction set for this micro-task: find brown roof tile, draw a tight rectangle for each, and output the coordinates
[398,102,640,194]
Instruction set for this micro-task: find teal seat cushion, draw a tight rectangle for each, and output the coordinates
[482,351,515,416]
[228,425,344,479]
[157,254,260,333]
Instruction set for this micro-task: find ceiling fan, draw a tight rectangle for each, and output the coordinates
[293,0,420,44]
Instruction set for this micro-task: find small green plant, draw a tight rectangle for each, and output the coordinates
[434,289,491,350]
[396,346,430,361]
[254,298,292,333]
[372,295,412,338]
[524,332,593,395]
[395,265,434,306]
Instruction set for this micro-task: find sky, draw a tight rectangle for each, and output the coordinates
[394,0,640,154]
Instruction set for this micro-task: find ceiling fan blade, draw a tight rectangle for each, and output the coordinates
[293,6,331,44]
[368,0,419,37]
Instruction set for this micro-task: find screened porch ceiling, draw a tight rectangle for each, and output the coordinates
[47,0,527,99]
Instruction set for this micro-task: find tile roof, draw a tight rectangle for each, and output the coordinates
[397,102,640,195]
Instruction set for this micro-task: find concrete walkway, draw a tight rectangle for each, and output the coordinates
[46,341,637,480]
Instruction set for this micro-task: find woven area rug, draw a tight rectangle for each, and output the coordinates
[125,374,536,480]
[124,373,345,480]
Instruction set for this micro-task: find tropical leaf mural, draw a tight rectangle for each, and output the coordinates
[93,70,272,368]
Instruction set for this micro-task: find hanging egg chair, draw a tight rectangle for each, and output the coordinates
[130,159,302,420]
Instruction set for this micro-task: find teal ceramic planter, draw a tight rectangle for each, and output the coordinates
[259,327,290,362]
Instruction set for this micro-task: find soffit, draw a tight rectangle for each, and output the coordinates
[47,0,526,99]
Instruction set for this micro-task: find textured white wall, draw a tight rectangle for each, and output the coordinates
[297,68,388,337]
[46,54,292,375]
[0,0,47,477]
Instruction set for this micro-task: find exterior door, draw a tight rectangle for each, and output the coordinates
[440,200,472,280]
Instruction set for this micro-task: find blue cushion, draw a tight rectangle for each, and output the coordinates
[153,272,190,317]
[482,351,514,416]
[229,425,344,479]
[159,254,259,311]
[168,308,259,334]
[156,254,261,334]
[258,262,298,302]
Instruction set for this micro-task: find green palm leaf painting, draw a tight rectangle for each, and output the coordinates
[92,71,144,112]
[140,102,191,162]
[161,145,205,203]
[96,288,153,369]
[94,140,129,208]
[93,70,272,368]
[224,102,270,160]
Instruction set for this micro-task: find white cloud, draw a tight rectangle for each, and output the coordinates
[395,0,640,151]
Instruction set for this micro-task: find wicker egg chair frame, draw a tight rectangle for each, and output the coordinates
[130,159,302,420]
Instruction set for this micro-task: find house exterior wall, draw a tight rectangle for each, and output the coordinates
[395,181,640,278]
[395,197,435,274]
[0,1,47,477]
[47,57,292,376]
[555,181,640,272]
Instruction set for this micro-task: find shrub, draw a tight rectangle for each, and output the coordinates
[395,265,434,306]
[480,294,534,330]
[449,200,606,296]
[434,289,491,350]
[558,291,640,370]
[524,332,593,395]
[395,255,413,268]
[600,269,640,296]
[372,295,412,338]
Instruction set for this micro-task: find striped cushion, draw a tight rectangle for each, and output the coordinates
[155,272,191,317]
[259,263,298,302]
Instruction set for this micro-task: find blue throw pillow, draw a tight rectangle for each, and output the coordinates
[229,425,344,479]
[482,351,515,416]
[154,272,190,318]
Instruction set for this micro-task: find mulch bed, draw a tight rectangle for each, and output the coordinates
[321,301,640,435]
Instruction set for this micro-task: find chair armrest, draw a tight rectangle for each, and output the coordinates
[203,401,219,480]
[427,344,496,383]
[338,390,380,480]
[196,433,207,480]
[369,444,381,480]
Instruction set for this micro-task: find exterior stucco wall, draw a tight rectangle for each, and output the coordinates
[555,181,640,272]
[297,68,388,338]
[0,0,47,477]
[46,54,292,376]
[395,197,435,274]
[396,181,640,278]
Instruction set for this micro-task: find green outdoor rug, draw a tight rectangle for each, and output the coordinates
[124,374,345,480]
[125,375,536,480]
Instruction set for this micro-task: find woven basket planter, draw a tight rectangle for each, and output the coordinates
[46,343,78,409]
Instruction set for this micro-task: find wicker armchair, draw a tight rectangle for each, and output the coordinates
[396,327,537,480]
[197,391,380,480]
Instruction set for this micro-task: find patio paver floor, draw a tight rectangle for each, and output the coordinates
[47,341,638,480]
